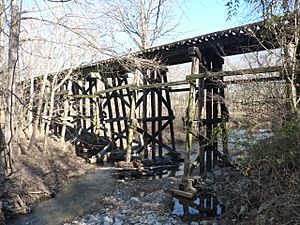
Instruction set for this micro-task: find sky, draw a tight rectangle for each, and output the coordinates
[165,0,254,43]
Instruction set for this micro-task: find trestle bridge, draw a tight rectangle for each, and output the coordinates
[27,20,299,194]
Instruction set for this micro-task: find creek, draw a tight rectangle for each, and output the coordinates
[8,128,272,225]
[9,169,116,225]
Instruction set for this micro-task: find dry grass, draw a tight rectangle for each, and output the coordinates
[238,119,300,225]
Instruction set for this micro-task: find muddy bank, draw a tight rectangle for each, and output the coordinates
[9,169,116,225]
[0,133,94,224]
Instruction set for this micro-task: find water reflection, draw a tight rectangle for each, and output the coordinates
[172,192,223,219]
[9,170,115,225]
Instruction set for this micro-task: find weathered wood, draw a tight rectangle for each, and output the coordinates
[104,82,116,145]
[212,87,219,167]
[118,77,129,142]
[126,90,136,163]
[183,52,197,185]
[206,85,213,172]
[136,126,174,152]
[132,79,188,90]
[162,71,176,151]
[94,83,136,95]
[157,73,163,158]
[72,80,189,99]
[142,76,149,159]
[151,71,157,160]
[170,188,197,199]
[186,65,287,80]
[112,76,123,149]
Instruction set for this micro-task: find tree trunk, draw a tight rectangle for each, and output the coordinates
[27,73,48,153]
[4,0,20,175]
[43,77,57,156]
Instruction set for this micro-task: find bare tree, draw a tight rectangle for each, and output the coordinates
[225,0,300,115]
[103,0,179,50]
[2,0,20,175]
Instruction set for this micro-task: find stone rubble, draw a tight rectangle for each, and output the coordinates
[65,165,252,225]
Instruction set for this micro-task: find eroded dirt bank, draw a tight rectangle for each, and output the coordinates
[0,133,94,224]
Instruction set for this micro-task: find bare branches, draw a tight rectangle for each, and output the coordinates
[103,0,178,50]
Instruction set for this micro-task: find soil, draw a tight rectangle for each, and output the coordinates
[0,132,94,224]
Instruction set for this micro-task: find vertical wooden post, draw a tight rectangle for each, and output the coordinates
[105,81,115,145]
[206,85,212,172]
[183,80,195,183]
[157,71,163,158]
[126,88,136,163]
[197,54,205,175]
[220,82,229,154]
[151,70,156,160]
[182,48,198,186]
[143,74,149,159]
[89,78,95,133]
[112,75,123,149]
[212,87,218,167]
[118,77,129,143]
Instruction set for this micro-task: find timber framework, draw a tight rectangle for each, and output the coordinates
[23,20,299,193]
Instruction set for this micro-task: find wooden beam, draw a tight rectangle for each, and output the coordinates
[186,65,294,80]
[126,90,137,163]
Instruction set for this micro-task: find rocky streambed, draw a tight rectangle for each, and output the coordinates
[65,164,253,225]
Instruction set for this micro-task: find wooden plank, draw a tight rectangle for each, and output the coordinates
[77,80,188,98]
[137,116,175,122]
[94,83,136,95]
[186,65,290,80]
[170,189,196,199]
[132,79,189,90]
[224,76,283,84]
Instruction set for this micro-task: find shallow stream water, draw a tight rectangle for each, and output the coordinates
[8,128,272,225]
[9,169,116,225]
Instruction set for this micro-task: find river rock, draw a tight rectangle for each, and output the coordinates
[191,222,199,225]
[104,215,114,225]
[213,169,222,177]
[200,220,210,225]
[205,177,214,184]
[130,197,139,202]
[238,205,247,216]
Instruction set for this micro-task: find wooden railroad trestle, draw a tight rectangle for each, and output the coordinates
[29,47,297,179]
[41,46,230,180]
[25,20,299,189]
